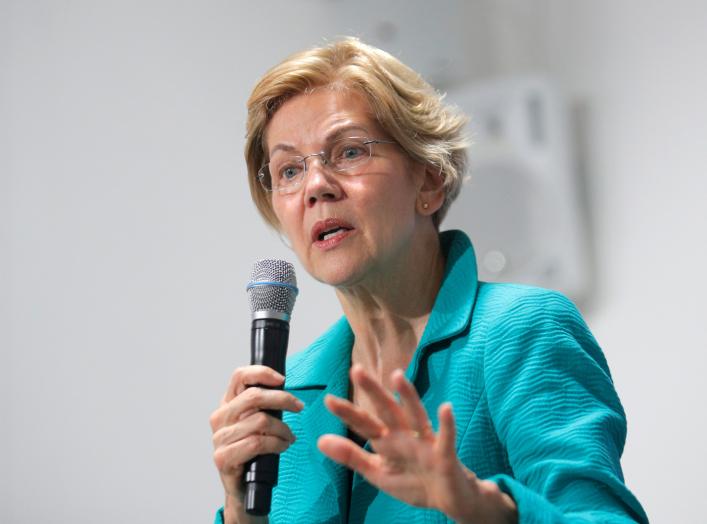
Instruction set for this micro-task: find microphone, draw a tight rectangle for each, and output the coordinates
[244,259,298,516]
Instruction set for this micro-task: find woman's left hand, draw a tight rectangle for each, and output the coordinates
[317,364,517,524]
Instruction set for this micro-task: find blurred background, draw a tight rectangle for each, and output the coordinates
[2,1,706,522]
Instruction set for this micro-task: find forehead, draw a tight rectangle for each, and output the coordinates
[264,88,382,153]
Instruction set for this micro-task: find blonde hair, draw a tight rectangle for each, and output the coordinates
[245,37,468,229]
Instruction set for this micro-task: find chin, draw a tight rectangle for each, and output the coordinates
[311,266,360,288]
[308,256,369,288]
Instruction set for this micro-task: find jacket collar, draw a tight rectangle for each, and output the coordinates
[285,229,479,389]
[406,229,479,381]
[285,316,354,388]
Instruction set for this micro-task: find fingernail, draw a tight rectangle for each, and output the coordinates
[296,399,305,409]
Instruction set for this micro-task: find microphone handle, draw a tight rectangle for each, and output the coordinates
[244,318,290,516]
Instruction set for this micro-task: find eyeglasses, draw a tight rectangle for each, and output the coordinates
[258,137,396,194]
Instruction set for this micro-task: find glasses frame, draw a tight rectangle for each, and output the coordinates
[257,137,396,194]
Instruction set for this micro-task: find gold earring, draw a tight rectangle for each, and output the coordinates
[422,202,429,210]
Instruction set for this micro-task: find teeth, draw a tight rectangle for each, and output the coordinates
[322,228,344,241]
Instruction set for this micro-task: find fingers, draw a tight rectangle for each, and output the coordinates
[340,365,435,440]
[435,402,457,467]
[214,434,292,474]
[211,365,300,504]
[317,434,378,479]
[213,410,296,449]
[210,386,304,432]
[324,394,386,440]
[222,365,286,404]
[350,364,408,430]
[391,369,434,438]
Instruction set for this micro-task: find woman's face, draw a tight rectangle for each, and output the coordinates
[264,88,427,288]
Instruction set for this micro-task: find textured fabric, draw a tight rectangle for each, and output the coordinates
[214,230,647,524]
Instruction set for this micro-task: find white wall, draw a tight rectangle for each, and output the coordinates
[3,1,706,523]
[0,0,11,512]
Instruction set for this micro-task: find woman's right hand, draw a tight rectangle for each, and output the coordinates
[210,365,304,524]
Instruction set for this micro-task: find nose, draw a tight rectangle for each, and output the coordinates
[303,155,342,206]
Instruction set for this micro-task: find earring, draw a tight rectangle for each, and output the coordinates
[422,202,429,210]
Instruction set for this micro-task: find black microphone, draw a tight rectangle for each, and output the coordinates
[244,259,298,516]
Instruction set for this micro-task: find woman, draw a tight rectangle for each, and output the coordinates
[209,38,648,523]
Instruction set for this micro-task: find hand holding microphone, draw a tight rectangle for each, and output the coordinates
[210,260,300,523]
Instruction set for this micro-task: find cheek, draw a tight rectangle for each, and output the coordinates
[271,198,292,235]
[272,198,308,248]
[358,188,417,246]
[271,202,285,229]
[368,179,417,218]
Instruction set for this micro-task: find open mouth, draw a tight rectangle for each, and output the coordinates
[312,218,355,245]
[318,226,352,241]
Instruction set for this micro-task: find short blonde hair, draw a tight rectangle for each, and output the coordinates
[245,37,468,229]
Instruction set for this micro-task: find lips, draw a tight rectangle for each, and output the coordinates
[311,218,355,244]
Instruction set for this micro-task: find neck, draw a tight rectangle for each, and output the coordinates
[334,226,445,385]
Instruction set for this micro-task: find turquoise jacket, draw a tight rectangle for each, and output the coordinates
[215,230,648,523]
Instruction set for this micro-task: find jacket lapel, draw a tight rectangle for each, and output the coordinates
[405,230,479,385]
[284,318,355,521]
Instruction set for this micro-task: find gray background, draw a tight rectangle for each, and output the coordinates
[2,1,706,522]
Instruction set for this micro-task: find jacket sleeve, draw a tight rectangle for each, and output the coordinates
[483,288,648,523]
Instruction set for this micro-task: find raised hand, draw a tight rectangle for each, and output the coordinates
[317,364,516,524]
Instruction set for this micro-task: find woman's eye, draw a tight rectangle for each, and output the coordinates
[339,145,365,160]
[279,165,301,181]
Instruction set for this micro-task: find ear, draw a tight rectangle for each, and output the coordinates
[415,162,445,216]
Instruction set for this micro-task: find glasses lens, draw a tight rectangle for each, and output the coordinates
[259,138,376,193]
[330,138,372,172]
[262,158,305,193]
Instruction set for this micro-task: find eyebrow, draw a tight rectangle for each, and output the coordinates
[268,124,372,158]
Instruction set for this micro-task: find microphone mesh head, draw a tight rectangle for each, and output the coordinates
[247,259,298,317]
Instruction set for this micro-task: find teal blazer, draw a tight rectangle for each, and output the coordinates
[215,230,647,523]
